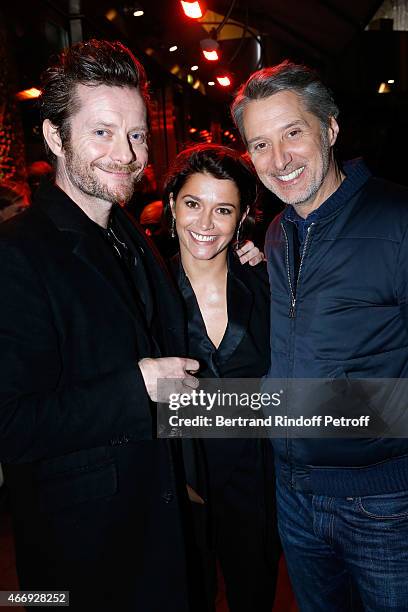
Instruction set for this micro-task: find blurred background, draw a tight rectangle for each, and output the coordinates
[1,0,408,198]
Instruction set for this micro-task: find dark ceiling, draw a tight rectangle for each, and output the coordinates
[3,0,407,184]
[221,0,383,57]
[4,0,386,97]
[76,0,384,85]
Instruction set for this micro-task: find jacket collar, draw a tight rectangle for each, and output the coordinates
[283,158,372,226]
[33,182,150,327]
[33,182,99,235]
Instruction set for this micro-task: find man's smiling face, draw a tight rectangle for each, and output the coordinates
[243,90,339,213]
[60,83,148,207]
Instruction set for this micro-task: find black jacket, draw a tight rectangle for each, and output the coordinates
[265,160,408,496]
[0,183,190,611]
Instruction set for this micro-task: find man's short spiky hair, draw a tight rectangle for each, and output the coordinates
[39,39,149,164]
[231,60,339,145]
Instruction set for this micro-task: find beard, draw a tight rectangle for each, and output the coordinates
[64,142,145,205]
[267,127,331,207]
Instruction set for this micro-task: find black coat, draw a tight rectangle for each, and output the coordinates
[0,184,191,611]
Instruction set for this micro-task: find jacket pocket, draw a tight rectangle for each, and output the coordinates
[37,447,117,513]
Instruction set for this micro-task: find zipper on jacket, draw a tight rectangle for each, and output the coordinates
[281,222,315,318]
[281,221,315,488]
[281,224,296,317]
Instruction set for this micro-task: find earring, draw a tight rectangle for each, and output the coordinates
[169,193,177,238]
[236,206,249,247]
[170,216,176,238]
[235,220,243,246]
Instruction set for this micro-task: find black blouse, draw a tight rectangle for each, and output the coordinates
[175,249,270,380]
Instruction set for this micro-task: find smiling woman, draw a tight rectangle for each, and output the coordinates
[162,144,281,612]
[163,145,257,347]
[172,172,241,267]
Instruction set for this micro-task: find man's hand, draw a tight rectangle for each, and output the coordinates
[236,240,265,266]
[186,484,205,505]
[138,357,199,402]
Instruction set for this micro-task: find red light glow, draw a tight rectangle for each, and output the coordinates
[181,1,203,18]
[203,50,219,61]
[216,76,231,87]
[16,87,41,101]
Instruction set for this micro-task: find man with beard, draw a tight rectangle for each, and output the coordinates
[0,39,200,611]
[232,61,408,610]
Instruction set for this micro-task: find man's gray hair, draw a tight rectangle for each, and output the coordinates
[231,60,339,144]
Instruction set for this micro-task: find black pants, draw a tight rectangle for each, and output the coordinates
[192,439,281,612]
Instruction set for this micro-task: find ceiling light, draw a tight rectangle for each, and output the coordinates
[388,79,395,84]
[216,75,231,87]
[208,81,215,86]
[378,82,390,94]
[200,38,219,62]
[123,4,144,17]
[191,65,199,71]
[203,50,218,61]
[105,8,118,20]
[181,1,203,19]
[16,87,41,101]
[169,45,178,52]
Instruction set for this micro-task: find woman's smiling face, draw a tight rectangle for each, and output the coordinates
[172,172,241,262]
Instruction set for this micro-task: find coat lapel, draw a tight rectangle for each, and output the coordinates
[113,206,186,356]
[34,183,146,328]
[34,183,186,357]
[72,232,148,326]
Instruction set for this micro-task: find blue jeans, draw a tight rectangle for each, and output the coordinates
[276,478,408,611]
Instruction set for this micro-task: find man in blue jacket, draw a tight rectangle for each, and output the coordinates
[232,61,408,611]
